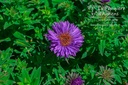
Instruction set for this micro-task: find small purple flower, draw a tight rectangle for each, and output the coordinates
[46,21,84,58]
[71,77,83,85]
[101,0,110,3]
[65,72,84,85]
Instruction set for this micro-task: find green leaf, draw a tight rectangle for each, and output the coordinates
[34,27,43,40]
[21,69,31,84]
[103,79,111,85]
[14,39,30,47]
[13,31,25,40]
[52,0,65,7]
[0,14,3,20]
[17,82,24,85]
[44,73,53,85]
[53,68,59,82]
[115,68,126,77]
[0,48,13,65]
[31,67,41,85]
[0,37,11,43]
[90,70,96,79]
[123,60,128,69]
[104,51,111,57]
[114,38,119,47]
[98,40,106,56]
[114,74,122,84]
[4,22,12,29]
[81,51,87,59]
[43,0,50,7]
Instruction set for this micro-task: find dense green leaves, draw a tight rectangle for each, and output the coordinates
[0,48,13,65]
[0,48,16,85]
[0,0,128,85]
[17,67,41,85]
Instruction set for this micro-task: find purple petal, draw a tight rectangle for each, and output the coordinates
[71,28,81,35]
[47,30,58,40]
[62,21,70,33]
[52,23,62,34]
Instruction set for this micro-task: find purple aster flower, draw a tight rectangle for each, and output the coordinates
[101,0,110,3]
[71,77,83,85]
[46,21,84,58]
[65,72,84,85]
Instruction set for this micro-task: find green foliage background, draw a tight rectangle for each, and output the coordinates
[0,0,128,85]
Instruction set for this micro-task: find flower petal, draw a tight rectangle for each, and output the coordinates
[47,30,58,40]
